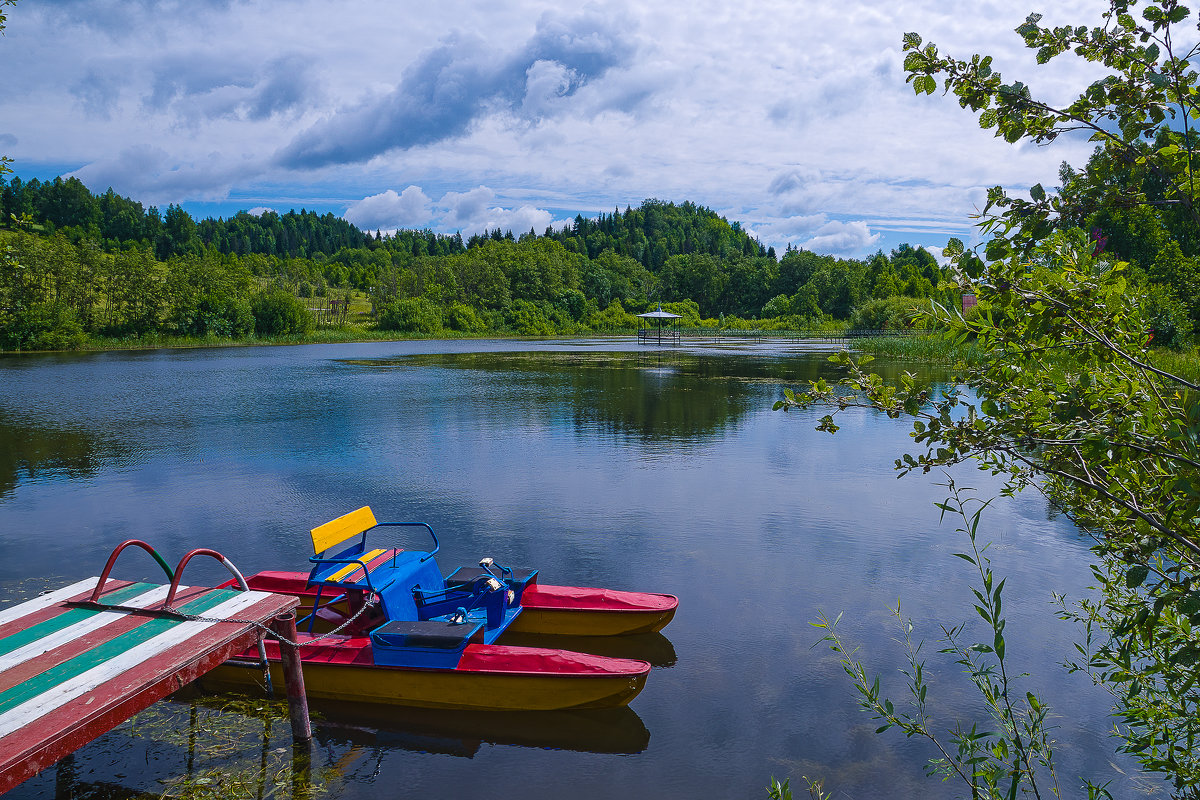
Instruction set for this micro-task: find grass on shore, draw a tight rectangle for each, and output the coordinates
[851,334,985,366]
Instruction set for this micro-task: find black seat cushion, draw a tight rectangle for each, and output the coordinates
[371,619,484,649]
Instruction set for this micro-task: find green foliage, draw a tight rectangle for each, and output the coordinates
[0,301,85,351]
[377,296,442,334]
[540,199,767,268]
[884,11,1200,784]
[780,230,1200,791]
[847,297,924,333]
[658,299,702,326]
[251,285,314,336]
[166,251,254,337]
[444,301,486,332]
[1140,281,1193,349]
[0,175,957,350]
[589,299,638,331]
[903,1,1200,253]
[556,288,587,321]
[503,299,556,336]
[813,484,1112,799]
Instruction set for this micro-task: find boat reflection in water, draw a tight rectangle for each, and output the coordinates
[312,700,651,757]
[39,693,650,800]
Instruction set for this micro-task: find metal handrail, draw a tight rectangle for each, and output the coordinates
[88,540,174,603]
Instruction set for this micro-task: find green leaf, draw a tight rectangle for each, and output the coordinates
[1125,564,1149,588]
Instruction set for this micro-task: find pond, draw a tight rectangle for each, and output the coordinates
[0,338,1145,799]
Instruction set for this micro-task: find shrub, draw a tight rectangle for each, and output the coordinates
[251,286,315,336]
[1141,283,1192,350]
[445,302,486,333]
[762,294,792,317]
[589,300,637,331]
[659,300,702,327]
[848,297,923,333]
[377,297,443,334]
[0,302,87,351]
[504,299,556,336]
[556,289,587,321]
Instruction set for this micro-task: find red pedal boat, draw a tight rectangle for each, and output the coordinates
[205,507,677,711]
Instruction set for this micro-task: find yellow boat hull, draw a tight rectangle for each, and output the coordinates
[506,605,677,636]
[204,659,647,711]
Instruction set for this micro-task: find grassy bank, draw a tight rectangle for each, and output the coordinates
[851,334,985,366]
[854,334,1200,388]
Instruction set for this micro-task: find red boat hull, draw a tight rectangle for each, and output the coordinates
[209,635,650,710]
[239,571,678,637]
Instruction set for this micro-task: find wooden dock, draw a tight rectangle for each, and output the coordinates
[0,575,308,794]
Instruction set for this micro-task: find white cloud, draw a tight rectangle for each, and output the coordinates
[521,59,580,118]
[435,185,556,235]
[344,186,433,231]
[68,144,251,204]
[0,0,1115,256]
[802,220,881,257]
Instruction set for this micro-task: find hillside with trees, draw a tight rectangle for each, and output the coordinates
[0,179,951,351]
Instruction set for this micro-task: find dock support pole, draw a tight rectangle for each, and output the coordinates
[271,611,311,743]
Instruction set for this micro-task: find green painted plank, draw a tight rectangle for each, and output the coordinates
[0,588,241,714]
[0,583,158,658]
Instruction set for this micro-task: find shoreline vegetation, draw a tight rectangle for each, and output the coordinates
[4,181,1198,379]
[0,183,961,356]
[9,324,1200,388]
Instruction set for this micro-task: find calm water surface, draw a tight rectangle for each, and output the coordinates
[0,339,1148,798]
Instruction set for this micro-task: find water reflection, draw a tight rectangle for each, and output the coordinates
[0,341,1140,800]
[313,701,650,757]
[499,631,677,668]
[0,409,116,500]
[38,695,650,800]
[337,350,850,442]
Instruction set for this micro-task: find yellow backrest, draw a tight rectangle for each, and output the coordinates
[311,506,378,555]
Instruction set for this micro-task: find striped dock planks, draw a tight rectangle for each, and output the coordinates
[0,577,301,793]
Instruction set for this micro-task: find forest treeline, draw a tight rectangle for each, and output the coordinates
[0,175,954,350]
[6,161,1197,352]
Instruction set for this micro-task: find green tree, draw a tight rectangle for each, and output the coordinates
[165,250,254,337]
[376,296,442,334]
[100,244,165,335]
[776,4,1200,794]
[251,286,314,336]
[902,1,1200,257]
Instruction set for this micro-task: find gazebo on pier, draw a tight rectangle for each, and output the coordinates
[636,305,682,345]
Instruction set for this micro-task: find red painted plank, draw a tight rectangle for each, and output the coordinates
[0,591,297,794]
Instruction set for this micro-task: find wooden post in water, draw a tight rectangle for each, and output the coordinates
[271,612,312,743]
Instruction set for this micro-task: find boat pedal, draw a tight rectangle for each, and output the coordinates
[445,567,539,603]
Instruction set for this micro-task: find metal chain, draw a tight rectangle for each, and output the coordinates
[91,596,379,647]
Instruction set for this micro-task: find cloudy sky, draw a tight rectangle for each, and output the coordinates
[0,0,1107,258]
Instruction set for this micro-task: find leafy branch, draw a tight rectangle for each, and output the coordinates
[812,482,1111,799]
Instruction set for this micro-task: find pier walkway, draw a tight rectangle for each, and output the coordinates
[0,576,307,793]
